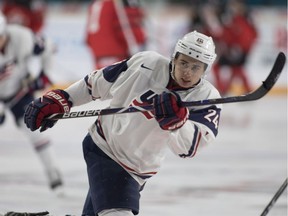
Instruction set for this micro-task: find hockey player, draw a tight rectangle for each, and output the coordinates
[24,31,222,215]
[0,13,63,191]
[85,0,146,69]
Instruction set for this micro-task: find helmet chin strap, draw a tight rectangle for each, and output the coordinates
[169,60,176,80]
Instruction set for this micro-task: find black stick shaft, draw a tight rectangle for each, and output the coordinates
[48,52,286,120]
[260,178,288,216]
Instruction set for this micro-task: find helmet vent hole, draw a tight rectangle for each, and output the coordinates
[189,52,191,55]
[196,55,199,58]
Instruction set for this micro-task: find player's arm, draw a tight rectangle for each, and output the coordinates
[65,56,135,106]
[24,51,147,132]
[33,35,55,85]
[153,91,221,158]
[24,56,134,132]
[169,105,221,158]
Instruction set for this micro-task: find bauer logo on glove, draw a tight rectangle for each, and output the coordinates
[24,89,72,132]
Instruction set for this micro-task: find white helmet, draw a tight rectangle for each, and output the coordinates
[173,31,217,72]
[0,12,7,36]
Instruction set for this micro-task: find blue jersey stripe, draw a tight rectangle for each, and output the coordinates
[179,125,200,158]
[189,106,220,136]
[102,60,128,82]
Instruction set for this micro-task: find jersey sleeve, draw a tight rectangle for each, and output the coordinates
[64,57,131,107]
[64,51,156,107]
[167,85,222,158]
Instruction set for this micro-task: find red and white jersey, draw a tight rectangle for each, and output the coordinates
[0,25,53,100]
[85,0,146,59]
[65,51,222,185]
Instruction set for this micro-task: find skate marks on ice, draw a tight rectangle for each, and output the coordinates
[0,96,287,215]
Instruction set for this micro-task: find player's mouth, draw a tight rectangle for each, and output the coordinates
[181,78,191,83]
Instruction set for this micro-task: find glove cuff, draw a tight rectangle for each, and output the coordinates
[161,107,189,130]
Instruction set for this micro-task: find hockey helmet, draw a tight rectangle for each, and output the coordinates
[0,12,7,36]
[173,31,217,72]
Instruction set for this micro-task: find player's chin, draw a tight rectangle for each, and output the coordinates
[179,79,193,88]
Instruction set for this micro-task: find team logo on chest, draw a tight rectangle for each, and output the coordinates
[131,90,157,119]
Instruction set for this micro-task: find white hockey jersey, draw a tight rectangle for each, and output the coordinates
[65,51,222,185]
[0,25,53,100]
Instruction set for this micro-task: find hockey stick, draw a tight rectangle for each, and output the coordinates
[48,52,286,120]
[260,178,288,216]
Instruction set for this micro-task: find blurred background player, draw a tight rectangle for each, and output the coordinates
[1,0,47,35]
[189,0,257,95]
[0,13,63,192]
[85,0,147,69]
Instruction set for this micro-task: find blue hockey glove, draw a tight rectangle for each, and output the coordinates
[153,91,189,130]
[24,89,72,132]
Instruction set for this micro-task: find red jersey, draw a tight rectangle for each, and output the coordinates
[229,15,257,53]
[85,0,146,58]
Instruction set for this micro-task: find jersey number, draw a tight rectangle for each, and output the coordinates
[204,109,219,129]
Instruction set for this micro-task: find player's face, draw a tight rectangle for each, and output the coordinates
[173,54,206,88]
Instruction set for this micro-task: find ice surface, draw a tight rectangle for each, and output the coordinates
[0,96,287,216]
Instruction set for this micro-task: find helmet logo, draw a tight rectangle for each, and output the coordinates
[196,38,204,44]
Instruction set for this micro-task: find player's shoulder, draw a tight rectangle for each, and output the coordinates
[7,25,34,54]
[7,25,34,45]
[126,51,170,83]
[200,79,221,99]
[131,51,169,64]
[7,24,33,37]
[183,79,222,109]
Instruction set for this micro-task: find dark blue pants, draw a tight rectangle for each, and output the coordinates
[82,134,142,216]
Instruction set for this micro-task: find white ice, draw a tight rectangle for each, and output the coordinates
[0,95,287,216]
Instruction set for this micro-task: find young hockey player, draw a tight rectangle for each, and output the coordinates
[0,13,63,192]
[24,30,222,215]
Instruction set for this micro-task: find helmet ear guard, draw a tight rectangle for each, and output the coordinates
[172,31,217,73]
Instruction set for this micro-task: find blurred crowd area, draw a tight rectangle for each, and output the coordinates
[12,0,286,6]
[0,0,287,94]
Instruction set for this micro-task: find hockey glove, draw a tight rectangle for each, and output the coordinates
[24,89,72,132]
[153,91,189,130]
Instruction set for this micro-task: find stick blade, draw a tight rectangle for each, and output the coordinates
[244,51,286,101]
[183,52,286,107]
[262,51,286,91]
